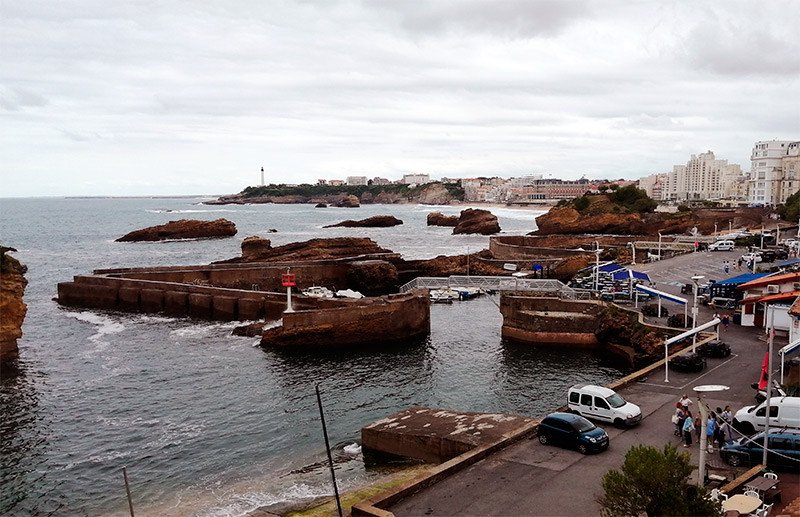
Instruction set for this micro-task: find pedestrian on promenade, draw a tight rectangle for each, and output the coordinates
[694,415,702,440]
[672,403,685,436]
[682,412,695,447]
[679,394,693,411]
[721,405,732,424]
[737,257,743,270]
[724,260,730,274]
[722,314,730,329]
[707,414,717,453]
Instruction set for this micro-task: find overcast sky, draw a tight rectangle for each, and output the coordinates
[2,1,798,197]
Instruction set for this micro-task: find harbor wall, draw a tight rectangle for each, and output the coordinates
[261,290,430,349]
[57,275,350,321]
[500,296,604,345]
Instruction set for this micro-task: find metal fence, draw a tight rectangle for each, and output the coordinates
[399,276,593,300]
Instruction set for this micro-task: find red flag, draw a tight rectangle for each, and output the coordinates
[758,351,769,390]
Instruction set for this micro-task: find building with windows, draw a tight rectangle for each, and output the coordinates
[662,151,744,202]
[637,173,667,201]
[346,176,368,186]
[748,140,800,206]
[507,178,593,202]
[401,173,430,185]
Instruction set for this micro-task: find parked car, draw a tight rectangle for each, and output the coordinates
[720,429,800,469]
[567,384,642,427]
[709,240,735,251]
[741,252,763,264]
[709,297,736,310]
[537,412,609,454]
[697,340,731,358]
[732,396,800,435]
[669,352,706,373]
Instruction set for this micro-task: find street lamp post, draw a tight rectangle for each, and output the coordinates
[594,241,602,292]
[691,275,704,352]
[714,222,717,236]
[694,385,730,487]
[761,224,765,250]
[658,232,662,261]
[763,308,775,467]
[629,241,636,265]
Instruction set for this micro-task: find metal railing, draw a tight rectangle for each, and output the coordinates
[399,276,592,300]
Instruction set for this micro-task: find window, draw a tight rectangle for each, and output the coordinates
[606,394,626,408]
[595,397,610,410]
[569,392,580,404]
[580,394,592,406]
[755,405,778,417]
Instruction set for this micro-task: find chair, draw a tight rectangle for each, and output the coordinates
[744,489,760,498]
[711,488,729,502]
[760,502,774,516]
[763,472,778,480]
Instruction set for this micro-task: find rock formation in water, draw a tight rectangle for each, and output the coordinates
[335,195,361,208]
[315,203,328,208]
[1,247,28,359]
[427,212,459,227]
[116,218,237,242]
[452,209,501,235]
[402,252,508,277]
[416,183,455,205]
[323,215,403,228]
[217,236,395,264]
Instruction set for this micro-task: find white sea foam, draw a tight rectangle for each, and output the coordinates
[66,311,125,352]
[145,209,247,214]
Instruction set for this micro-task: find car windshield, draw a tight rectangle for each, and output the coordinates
[573,417,596,433]
[606,394,626,408]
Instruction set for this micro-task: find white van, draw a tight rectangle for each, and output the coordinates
[709,240,735,251]
[732,396,800,435]
[567,384,642,427]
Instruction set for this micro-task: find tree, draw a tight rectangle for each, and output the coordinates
[598,444,720,516]
[778,189,800,222]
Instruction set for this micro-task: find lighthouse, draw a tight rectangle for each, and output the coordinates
[260,167,265,186]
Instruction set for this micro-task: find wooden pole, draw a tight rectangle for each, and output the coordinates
[316,384,343,517]
[122,466,134,517]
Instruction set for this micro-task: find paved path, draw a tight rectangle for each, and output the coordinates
[389,250,790,516]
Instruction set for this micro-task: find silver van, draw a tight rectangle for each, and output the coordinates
[709,240,735,251]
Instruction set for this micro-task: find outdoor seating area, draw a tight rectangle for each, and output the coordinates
[715,472,784,516]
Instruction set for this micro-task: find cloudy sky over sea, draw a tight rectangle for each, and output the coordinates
[2,0,798,197]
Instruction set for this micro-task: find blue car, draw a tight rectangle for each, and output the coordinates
[720,429,800,469]
[537,412,609,454]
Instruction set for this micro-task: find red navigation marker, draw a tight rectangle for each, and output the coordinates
[282,273,296,287]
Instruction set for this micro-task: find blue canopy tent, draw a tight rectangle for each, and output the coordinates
[635,284,689,327]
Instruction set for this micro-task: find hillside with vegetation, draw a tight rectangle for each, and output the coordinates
[207,181,465,205]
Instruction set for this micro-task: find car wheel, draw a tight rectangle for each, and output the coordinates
[578,443,589,454]
[613,418,624,428]
[727,453,744,467]
[738,422,755,436]
[538,433,549,445]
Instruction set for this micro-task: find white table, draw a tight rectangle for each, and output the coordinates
[722,494,762,514]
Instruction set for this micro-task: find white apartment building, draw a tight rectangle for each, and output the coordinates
[748,140,800,205]
[662,151,744,201]
[346,176,368,186]
[401,173,430,185]
[637,173,667,201]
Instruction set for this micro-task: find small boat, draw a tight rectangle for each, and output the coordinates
[302,286,334,298]
[429,288,458,304]
[452,286,482,300]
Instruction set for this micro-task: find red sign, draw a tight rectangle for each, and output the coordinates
[281,273,296,287]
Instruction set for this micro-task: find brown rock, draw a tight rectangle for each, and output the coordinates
[346,260,399,295]
[453,209,501,235]
[1,248,28,359]
[116,218,237,242]
[241,236,272,261]
[427,212,459,227]
[216,237,394,264]
[314,203,328,208]
[324,215,403,228]
[336,195,360,208]
[232,321,266,337]
[417,183,454,205]
[402,252,508,277]
[373,191,405,204]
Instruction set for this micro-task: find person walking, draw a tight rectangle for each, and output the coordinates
[672,403,685,437]
[724,260,730,274]
[707,414,717,453]
[682,412,695,447]
[737,257,743,270]
[722,313,730,329]
[679,394,693,411]
[721,405,732,424]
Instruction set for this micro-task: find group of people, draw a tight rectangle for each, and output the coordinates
[672,394,734,451]
[712,312,731,329]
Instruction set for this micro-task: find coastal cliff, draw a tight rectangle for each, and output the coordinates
[534,189,769,236]
[1,248,28,359]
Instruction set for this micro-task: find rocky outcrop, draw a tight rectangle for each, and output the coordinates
[549,255,595,282]
[346,260,399,295]
[372,191,405,204]
[1,248,28,359]
[116,218,237,242]
[336,195,360,208]
[217,237,395,264]
[427,212,459,227]
[324,215,403,228]
[241,236,272,261]
[595,306,666,367]
[453,209,501,235]
[402,252,508,277]
[417,183,454,205]
[315,203,328,208]
[535,202,771,237]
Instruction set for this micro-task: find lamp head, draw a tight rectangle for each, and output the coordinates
[691,275,705,284]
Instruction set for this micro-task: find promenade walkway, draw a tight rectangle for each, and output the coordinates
[387,249,794,516]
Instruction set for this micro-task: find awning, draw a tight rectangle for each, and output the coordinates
[739,290,800,305]
[715,273,769,285]
[775,258,800,268]
[598,262,625,273]
[635,284,688,305]
[612,269,651,282]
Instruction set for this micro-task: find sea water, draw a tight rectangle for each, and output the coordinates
[0,198,624,515]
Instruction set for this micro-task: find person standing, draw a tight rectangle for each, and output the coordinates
[721,405,733,424]
[682,411,695,447]
[706,414,717,453]
[672,403,685,437]
[679,394,693,411]
[724,260,730,274]
[722,313,730,329]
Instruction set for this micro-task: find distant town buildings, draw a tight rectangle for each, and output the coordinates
[346,176,368,186]
[748,140,800,206]
[637,173,667,201]
[658,151,745,202]
[402,173,431,185]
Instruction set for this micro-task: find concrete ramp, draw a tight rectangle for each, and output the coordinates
[362,406,534,464]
